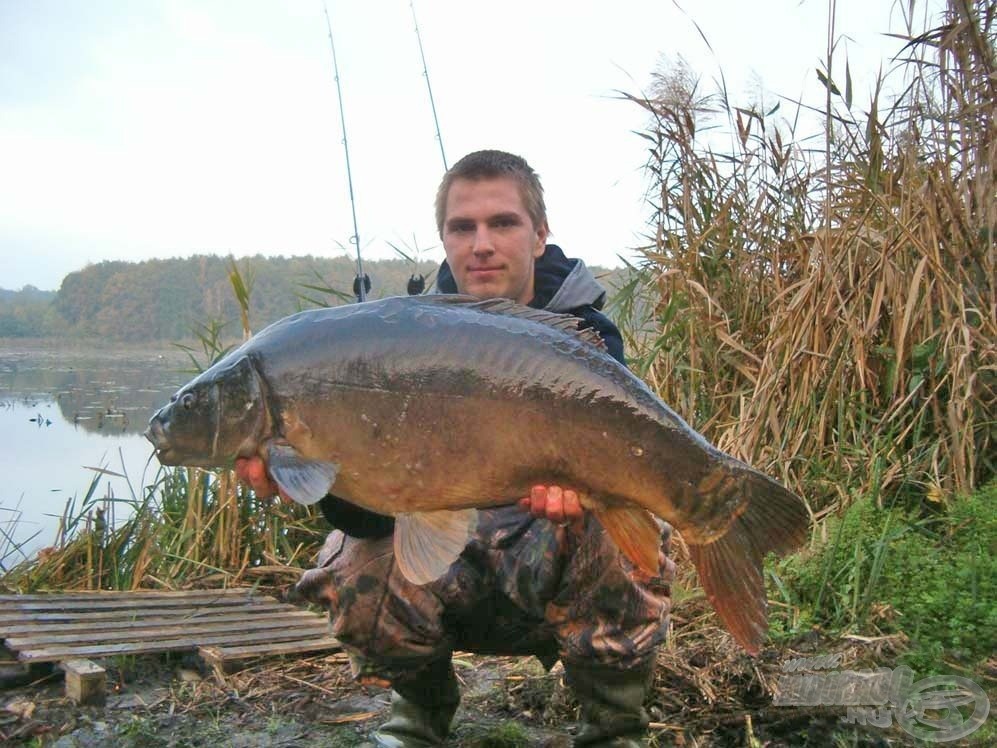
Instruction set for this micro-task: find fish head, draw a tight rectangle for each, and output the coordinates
[145,355,267,467]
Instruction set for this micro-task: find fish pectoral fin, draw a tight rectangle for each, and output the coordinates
[266,442,338,506]
[394,509,478,586]
[592,505,662,577]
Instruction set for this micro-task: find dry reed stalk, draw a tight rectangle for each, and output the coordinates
[181,467,204,566]
[618,0,995,511]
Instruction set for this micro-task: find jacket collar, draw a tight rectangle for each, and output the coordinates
[431,244,607,313]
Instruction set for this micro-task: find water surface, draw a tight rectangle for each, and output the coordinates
[0,343,189,567]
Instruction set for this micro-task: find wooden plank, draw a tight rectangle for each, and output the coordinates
[6,614,328,648]
[19,625,332,662]
[0,602,293,626]
[0,589,258,603]
[0,596,276,613]
[0,609,320,637]
[199,637,341,676]
[61,659,106,706]
[201,636,342,660]
[199,646,232,679]
[0,590,336,668]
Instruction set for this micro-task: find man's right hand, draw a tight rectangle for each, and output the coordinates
[234,456,291,503]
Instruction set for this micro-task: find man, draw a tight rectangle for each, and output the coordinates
[236,150,673,747]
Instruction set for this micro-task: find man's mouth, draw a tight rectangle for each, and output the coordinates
[468,265,504,275]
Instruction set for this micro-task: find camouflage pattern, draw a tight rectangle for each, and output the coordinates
[295,506,675,684]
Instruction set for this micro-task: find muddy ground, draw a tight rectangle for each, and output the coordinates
[1,609,945,748]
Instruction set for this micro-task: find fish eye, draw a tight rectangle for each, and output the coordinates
[181,393,196,410]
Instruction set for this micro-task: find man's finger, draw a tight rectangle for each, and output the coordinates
[562,489,583,520]
[236,457,277,498]
[529,485,547,517]
[234,457,251,481]
[546,485,566,524]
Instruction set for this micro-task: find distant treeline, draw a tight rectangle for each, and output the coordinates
[0,285,59,337]
[1,254,625,342]
[0,255,440,341]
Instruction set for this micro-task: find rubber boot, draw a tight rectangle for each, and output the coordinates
[564,659,656,748]
[370,659,460,748]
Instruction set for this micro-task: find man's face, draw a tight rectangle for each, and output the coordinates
[442,176,547,304]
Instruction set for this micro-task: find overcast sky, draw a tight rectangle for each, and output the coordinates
[1,0,941,291]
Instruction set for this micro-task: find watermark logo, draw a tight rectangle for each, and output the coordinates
[774,660,989,743]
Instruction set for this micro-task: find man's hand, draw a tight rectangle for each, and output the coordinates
[518,485,584,531]
[234,456,291,503]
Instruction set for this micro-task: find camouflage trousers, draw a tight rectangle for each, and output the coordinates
[295,506,674,685]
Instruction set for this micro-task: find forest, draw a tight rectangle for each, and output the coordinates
[0,254,448,341]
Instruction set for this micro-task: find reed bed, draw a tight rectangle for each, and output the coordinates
[614,0,995,512]
[0,458,323,592]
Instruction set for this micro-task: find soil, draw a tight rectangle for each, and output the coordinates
[0,606,935,747]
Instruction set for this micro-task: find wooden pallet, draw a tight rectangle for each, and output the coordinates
[0,589,340,702]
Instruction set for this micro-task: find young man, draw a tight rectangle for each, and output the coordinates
[236,150,673,747]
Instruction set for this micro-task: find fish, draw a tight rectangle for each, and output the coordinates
[145,294,809,653]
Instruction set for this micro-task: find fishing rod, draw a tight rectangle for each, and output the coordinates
[409,0,447,172]
[401,0,446,296]
[322,1,368,302]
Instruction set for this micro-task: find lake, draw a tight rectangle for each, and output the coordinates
[0,342,191,568]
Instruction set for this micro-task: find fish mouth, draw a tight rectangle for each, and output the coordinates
[144,419,174,461]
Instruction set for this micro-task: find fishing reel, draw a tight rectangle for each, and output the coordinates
[407,274,426,296]
[353,274,372,302]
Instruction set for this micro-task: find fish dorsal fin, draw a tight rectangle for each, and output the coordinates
[394,509,478,585]
[419,294,607,350]
[266,442,339,506]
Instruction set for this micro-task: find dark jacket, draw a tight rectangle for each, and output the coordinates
[319,244,625,536]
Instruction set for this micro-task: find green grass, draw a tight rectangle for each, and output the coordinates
[468,721,532,748]
[771,481,997,676]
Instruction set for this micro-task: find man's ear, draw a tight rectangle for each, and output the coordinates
[533,221,549,258]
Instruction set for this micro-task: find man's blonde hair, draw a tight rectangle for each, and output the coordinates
[435,150,548,237]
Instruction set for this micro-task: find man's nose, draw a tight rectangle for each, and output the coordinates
[471,226,494,254]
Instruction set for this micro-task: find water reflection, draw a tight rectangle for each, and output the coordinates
[0,348,186,434]
[0,344,190,563]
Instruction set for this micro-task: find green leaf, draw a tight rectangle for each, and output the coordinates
[816,68,841,96]
[845,59,853,110]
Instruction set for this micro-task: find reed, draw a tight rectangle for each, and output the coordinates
[614,0,995,512]
[0,453,323,592]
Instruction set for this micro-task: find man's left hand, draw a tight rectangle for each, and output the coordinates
[518,485,584,531]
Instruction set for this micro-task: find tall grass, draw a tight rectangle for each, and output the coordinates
[614,0,995,511]
[0,444,323,593]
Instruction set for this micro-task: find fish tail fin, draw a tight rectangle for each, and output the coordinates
[687,468,809,654]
